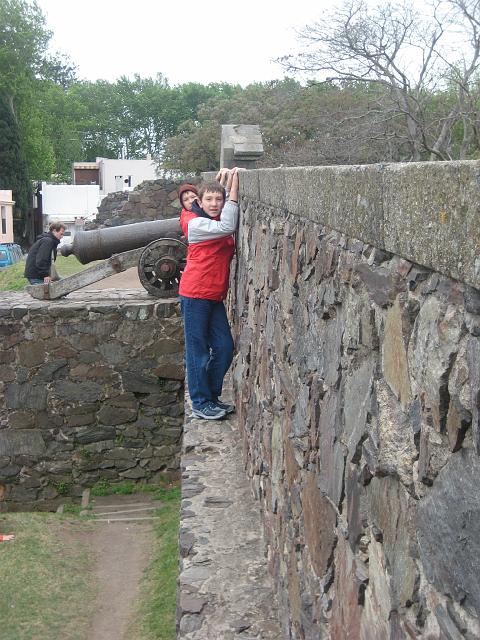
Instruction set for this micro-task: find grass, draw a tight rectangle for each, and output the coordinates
[0,481,181,640]
[62,502,86,516]
[90,479,168,497]
[0,255,94,291]
[0,512,96,640]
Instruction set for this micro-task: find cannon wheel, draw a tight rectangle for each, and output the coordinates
[138,238,187,297]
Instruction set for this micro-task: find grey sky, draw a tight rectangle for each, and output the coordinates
[36,0,329,86]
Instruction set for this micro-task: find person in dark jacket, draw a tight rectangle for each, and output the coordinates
[24,222,65,284]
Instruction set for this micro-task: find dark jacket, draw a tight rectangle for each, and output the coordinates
[24,232,60,280]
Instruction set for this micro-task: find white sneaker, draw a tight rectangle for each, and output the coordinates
[192,402,227,420]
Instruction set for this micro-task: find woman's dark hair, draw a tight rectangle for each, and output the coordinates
[198,181,226,201]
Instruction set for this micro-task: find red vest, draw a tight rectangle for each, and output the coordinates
[179,210,235,301]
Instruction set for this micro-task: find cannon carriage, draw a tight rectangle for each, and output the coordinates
[26,218,188,300]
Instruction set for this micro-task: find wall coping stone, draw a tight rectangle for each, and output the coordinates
[0,289,179,316]
[204,159,480,289]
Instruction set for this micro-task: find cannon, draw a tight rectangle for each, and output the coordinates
[26,218,188,300]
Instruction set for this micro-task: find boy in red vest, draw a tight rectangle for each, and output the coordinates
[179,168,239,419]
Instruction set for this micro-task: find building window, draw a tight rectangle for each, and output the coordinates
[1,206,6,235]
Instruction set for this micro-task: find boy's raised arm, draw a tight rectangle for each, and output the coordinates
[186,168,240,244]
[227,168,239,202]
[216,167,239,202]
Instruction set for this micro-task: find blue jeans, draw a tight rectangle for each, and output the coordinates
[180,296,234,409]
[27,278,44,284]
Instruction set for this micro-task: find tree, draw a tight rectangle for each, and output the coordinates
[0,94,30,238]
[163,121,221,174]
[162,78,405,172]
[0,0,50,100]
[0,0,57,239]
[279,0,480,161]
[68,76,239,164]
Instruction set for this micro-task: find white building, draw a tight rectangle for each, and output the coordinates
[73,157,158,195]
[0,190,15,244]
[40,183,100,246]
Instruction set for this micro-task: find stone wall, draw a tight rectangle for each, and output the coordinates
[0,290,184,510]
[91,177,201,228]
[230,161,480,638]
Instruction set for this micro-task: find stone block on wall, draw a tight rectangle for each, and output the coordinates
[417,448,480,616]
[383,160,480,289]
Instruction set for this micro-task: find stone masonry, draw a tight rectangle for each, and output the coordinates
[228,162,480,638]
[177,383,284,639]
[0,289,184,510]
[91,177,201,229]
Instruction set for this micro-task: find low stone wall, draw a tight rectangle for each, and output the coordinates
[231,161,480,638]
[91,177,201,228]
[0,290,184,510]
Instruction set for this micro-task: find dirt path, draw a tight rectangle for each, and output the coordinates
[85,494,159,640]
[80,266,143,291]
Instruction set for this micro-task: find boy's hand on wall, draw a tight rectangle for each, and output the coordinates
[216,167,241,200]
[216,168,230,186]
[228,168,239,202]
[226,167,237,192]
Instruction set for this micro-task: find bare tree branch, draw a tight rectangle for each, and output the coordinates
[278,0,480,160]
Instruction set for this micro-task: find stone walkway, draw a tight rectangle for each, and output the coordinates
[178,392,284,639]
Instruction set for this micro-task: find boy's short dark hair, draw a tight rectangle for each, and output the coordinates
[198,181,226,202]
[49,222,66,232]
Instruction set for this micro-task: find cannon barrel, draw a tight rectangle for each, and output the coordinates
[61,218,181,264]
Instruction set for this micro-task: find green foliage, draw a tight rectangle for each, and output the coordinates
[18,94,56,180]
[0,0,59,238]
[52,480,70,496]
[0,0,83,193]
[78,447,93,460]
[0,93,31,218]
[48,479,72,497]
[0,258,27,291]
[90,477,177,500]
[0,0,50,96]
[62,502,84,515]
[115,433,126,446]
[32,80,83,180]
[162,78,410,172]
[151,485,181,503]
[163,120,221,174]
[66,76,238,163]
[90,479,160,496]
